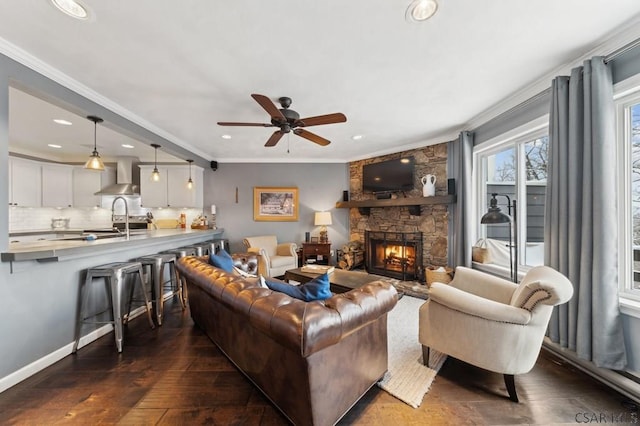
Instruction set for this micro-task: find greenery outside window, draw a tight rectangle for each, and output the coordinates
[474,122,548,278]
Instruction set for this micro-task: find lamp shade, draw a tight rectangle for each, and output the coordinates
[481,195,511,224]
[314,211,332,226]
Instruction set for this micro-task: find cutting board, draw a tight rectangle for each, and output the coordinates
[155,219,179,229]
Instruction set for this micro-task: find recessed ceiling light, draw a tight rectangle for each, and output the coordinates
[221,134,232,140]
[405,0,438,22]
[121,144,135,149]
[50,0,89,20]
[53,119,72,126]
[47,144,62,149]
[352,135,364,141]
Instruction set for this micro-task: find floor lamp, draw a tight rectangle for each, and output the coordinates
[481,193,518,283]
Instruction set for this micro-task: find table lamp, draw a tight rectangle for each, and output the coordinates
[314,211,332,244]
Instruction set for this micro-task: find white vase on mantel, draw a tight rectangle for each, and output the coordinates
[421,175,436,197]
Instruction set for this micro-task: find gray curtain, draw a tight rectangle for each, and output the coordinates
[545,57,627,369]
[452,131,474,268]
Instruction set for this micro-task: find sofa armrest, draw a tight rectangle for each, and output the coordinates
[276,242,297,257]
[429,282,531,325]
[449,266,518,304]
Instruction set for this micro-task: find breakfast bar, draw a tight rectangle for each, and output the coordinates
[2,228,224,264]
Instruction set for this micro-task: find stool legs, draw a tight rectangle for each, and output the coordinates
[73,262,154,353]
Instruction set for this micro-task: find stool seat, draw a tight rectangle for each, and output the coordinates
[73,261,154,353]
[137,253,183,325]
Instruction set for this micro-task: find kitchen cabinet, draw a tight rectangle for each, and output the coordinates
[139,165,203,208]
[72,167,116,207]
[42,163,73,207]
[8,157,42,207]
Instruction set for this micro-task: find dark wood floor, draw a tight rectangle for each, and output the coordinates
[1,297,637,425]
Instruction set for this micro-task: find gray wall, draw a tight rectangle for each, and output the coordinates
[203,163,350,258]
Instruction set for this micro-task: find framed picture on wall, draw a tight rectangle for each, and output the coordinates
[253,187,299,221]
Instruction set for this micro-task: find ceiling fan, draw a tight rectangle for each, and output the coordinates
[217,94,347,147]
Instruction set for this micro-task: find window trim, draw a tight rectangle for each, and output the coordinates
[472,115,549,280]
[614,77,640,308]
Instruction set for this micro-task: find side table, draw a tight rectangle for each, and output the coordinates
[301,242,331,265]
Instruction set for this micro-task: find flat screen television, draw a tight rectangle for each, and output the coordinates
[362,157,415,193]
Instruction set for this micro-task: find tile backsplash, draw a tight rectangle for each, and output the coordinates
[9,195,210,232]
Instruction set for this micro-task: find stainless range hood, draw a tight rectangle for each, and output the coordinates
[94,157,140,196]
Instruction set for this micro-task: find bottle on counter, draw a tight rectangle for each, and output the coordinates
[180,213,186,229]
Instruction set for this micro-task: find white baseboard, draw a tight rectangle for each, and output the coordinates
[0,305,148,394]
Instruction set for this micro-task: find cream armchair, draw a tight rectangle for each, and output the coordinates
[419,266,573,402]
[242,235,298,278]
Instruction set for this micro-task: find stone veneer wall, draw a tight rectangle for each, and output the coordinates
[348,142,449,267]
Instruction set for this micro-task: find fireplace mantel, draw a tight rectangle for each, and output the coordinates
[336,195,456,216]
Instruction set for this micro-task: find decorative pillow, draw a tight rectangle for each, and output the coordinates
[264,273,332,302]
[209,249,234,272]
[232,253,259,275]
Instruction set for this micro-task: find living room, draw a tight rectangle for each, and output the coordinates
[2,1,640,424]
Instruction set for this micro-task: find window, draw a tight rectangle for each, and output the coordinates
[616,87,640,301]
[474,121,548,278]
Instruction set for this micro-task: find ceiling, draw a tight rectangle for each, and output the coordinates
[1,1,640,164]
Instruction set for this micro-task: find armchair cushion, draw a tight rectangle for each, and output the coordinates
[243,235,298,277]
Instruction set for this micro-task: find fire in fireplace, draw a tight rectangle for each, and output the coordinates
[365,231,423,281]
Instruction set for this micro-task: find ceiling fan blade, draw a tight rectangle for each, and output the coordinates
[265,130,285,147]
[294,128,331,146]
[217,121,273,127]
[251,94,286,121]
[298,113,347,127]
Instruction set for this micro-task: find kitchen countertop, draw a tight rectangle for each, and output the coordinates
[2,228,224,263]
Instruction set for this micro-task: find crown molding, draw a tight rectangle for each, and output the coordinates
[465,14,640,132]
[0,36,211,162]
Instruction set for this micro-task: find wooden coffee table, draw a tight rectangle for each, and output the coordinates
[284,267,381,293]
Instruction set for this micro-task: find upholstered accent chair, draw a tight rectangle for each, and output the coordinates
[419,266,573,402]
[242,235,297,278]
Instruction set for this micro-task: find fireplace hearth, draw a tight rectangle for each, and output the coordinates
[365,231,423,281]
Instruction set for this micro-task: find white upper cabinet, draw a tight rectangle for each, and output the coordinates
[72,167,116,207]
[9,157,42,207]
[42,163,73,207]
[139,165,203,208]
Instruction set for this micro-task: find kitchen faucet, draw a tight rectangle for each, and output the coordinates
[112,196,130,240]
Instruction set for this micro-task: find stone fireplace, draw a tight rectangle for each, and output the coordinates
[365,231,423,280]
[345,142,451,277]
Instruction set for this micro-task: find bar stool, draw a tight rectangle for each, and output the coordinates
[209,238,229,255]
[136,253,181,326]
[161,247,197,304]
[73,261,154,353]
[180,243,209,256]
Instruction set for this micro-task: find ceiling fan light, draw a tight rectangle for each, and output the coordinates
[406,0,438,22]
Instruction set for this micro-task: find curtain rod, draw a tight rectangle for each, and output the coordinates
[604,36,640,63]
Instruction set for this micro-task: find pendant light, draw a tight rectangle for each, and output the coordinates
[186,159,194,189]
[84,115,105,171]
[150,144,161,181]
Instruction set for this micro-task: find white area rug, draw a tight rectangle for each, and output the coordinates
[377,295,447,408]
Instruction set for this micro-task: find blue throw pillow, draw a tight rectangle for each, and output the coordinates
[209,249,234,272]
[265,273,332,302]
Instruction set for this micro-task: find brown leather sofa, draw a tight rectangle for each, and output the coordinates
[176,256,398,426]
